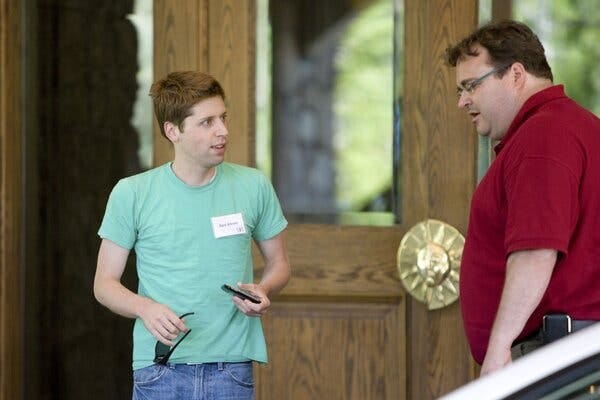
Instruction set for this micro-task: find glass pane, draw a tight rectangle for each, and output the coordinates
[540,367,600,399]
[514,1,600,117]
[476,2,600,180]
[476,0,493,182]
[256,0,402,226]
[127,0,153,169]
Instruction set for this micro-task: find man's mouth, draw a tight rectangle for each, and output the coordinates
[468,111,480,122]
[211,143,226,149]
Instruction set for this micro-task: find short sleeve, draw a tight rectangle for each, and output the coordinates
[98,179,138,249]
[252,173,288,242]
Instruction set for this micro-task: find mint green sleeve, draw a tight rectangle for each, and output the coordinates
[252,173,288,242]
[97,179,137,250]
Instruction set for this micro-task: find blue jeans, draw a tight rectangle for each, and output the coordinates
[132,362,254,400]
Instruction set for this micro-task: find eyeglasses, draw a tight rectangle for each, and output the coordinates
[456,65,509,98]
[153,312,194,365]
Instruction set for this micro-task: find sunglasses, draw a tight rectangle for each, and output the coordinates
[153,312,195,365]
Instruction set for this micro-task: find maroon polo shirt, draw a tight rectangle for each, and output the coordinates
[460,85,600,364]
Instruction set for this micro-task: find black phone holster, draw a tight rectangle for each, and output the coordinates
[542,313,571,344]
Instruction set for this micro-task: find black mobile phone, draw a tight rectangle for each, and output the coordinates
[221,284,261,304]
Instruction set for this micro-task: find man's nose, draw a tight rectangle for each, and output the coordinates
[216,119,228,136]
[458,90,471,108]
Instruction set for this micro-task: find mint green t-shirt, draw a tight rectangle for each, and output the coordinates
[98,162,287,370]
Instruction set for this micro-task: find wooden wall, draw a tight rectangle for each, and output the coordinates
[153,0,256,167]
[0,1,23,399]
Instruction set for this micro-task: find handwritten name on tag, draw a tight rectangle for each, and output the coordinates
[211,213,247,238]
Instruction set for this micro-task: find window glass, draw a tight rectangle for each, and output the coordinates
[515,0,600,116]
[256,0,402,226]
[127,0,153,169]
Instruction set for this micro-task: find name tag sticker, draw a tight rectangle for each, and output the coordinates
[211,213,247,238]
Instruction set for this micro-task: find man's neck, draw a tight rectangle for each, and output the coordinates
[170,160,216,186]
[520,78,553,106]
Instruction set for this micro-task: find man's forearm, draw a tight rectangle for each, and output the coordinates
[94,277,151,319]
[481,249,557,375]
[488,249,557,348]
[255,233,290,296]
[258,260,291,296]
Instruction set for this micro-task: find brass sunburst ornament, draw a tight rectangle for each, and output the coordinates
[397,219,464,310]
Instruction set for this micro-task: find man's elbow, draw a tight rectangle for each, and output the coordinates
[283,262,291,285]
[93,275,110,306]
[277,260,292,290]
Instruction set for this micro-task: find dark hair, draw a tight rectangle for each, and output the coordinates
[149,71,226,139]
[445,20,553,81]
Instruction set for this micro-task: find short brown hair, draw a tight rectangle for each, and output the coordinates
[149,71,226,139]
[445,20,553,81]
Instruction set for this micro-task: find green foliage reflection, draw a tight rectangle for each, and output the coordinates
[334,0,396,212]
[515,0,600,115]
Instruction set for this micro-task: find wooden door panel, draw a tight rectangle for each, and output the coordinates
[267,225,405,297]
[256,302,405,400]
[254,224,406,399]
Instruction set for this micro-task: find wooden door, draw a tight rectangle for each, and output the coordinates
[153,1,479,399]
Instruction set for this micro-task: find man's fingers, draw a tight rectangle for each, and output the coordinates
[153,316,185,340]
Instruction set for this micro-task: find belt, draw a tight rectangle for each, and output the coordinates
[513,315,598,349]
[570,319,598,331]
[511,315,598,359]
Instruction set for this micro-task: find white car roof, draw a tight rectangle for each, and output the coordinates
[440,322,600,400]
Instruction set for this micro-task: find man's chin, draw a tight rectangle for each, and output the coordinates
[475,122,494,138]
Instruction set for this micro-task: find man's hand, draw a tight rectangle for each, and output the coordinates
[480,346,512,376]
[138,299,190,346]
[231,282,271,317]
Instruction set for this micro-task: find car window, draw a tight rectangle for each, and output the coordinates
[506,353,600,400]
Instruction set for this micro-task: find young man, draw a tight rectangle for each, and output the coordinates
[94,71,290,399]
[446,20,600,376]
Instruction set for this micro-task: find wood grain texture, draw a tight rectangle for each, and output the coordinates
[492,0,512,21]
[256,302,405,400]
[209,0,256,166]
[153,0,208,166]
[255,224,405,299]
[153,0,255,168]
[0,1,23,399]
[403,0,479,397]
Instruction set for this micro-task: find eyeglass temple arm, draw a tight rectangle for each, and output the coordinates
[155,328,192,365]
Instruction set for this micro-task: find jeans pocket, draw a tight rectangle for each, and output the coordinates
[224,362,255,388]
[133,364,169,386]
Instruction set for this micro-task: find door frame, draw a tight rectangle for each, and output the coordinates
[0,1,24,399]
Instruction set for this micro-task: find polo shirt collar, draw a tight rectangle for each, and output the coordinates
[494,85,567,154]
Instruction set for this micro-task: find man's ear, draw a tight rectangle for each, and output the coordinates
[164,121,179,143]
[510,62,527,88]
